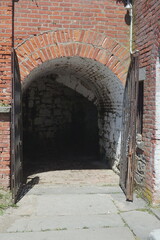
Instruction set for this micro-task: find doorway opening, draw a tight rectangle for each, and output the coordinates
[22,57,123,179]
[23,77,100,176]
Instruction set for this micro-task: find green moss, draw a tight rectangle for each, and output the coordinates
[0,188,13,215]
[82,226,89,230]
[0,102,10,107]
[54,228,67,231]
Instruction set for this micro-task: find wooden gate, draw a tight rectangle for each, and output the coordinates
[11,49,23,203]
[120,52,139,201]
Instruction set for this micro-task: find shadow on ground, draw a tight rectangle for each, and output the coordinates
[23,152,110,179]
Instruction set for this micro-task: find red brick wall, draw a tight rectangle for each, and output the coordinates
[13,0,130,88]
[134,0,160,203]
[14,0,129,48]
[16,29,130,84]
[0,0,12,105]
[0,0,12,188]
[0,0,158,204]
[0,0,130,189]
[0,114,11,188]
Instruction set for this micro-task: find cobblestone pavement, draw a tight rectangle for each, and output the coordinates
[0,169,160,240]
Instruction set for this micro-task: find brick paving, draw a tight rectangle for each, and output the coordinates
[27,169,119,186]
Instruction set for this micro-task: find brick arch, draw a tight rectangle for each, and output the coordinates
[15,29,130,84]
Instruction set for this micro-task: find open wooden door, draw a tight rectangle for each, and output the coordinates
[120,52,139,201]
[11,49,23,203]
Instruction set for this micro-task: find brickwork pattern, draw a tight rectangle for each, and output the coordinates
[134,0,160,204]
[0,0,12,104]
[0,0,130,189]
[22,56,123,171]
[14,0,129,47]
[154,55,160,204]
[0,0,12,188]
[15,29,130,84]
[0,114,10,188]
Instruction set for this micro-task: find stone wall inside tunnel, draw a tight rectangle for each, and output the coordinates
[22,56,124,172]
[98,110,122,171]
[23,75,99,161]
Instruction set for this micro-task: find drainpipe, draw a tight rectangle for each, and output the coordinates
[125,1,133,54]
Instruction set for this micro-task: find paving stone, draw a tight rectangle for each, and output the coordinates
[1,177,160,240]
[9,195,38,216]
[35,194,117,216]
[7,213,124,232]
[148,229,160,240]
[151,209,160,220]
[0,227,135,240]
[27,185,122,195]
[111,192,147,211]
[121,211,160,240]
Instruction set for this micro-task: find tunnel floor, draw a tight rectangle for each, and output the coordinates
[23,151,109,181]
[25,168,119,186]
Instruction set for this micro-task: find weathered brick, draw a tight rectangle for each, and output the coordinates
[134,0,160,204]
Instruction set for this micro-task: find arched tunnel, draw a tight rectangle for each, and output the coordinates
[22,56,124,176]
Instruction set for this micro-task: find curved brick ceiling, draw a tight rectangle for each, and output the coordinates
[23,56,124,111]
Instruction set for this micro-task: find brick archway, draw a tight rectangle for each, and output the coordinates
[15,29,130,84]
[15,29,130,179]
